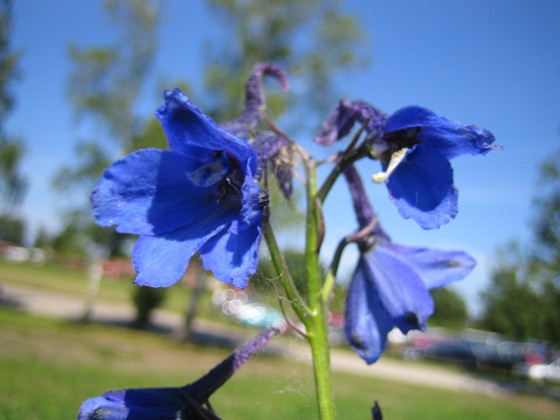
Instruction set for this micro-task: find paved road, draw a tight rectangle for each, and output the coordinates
[0,284,521,397]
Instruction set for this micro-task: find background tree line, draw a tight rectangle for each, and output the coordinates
[478,148,560,344]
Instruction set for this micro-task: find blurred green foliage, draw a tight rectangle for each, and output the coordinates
[480,149,560,343]
[0,0,27,241]
[429,287,468,330]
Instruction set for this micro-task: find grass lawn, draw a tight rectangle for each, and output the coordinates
[1,307,559,419]
[0,259,208,315]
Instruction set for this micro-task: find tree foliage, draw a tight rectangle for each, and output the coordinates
[429,287,468,329]
[0,0,19,132]
[0,0,26,243]
[61,0,159,174]
[479,151,560,343]
[203,0,368,122]
[52,0,161,254]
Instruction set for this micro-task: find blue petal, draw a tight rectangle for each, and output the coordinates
[132,214,233,287]
[200,220,262,289]
[386,146,458,229]
[385,106,499,159]
[393,246,476,289]
[92,149,229,236]
[344,257,394,364]
[421,123,498,159]
[364,242,434,333]
[385,106,438,133]
[78,388,187,420]
[156,89,258,173]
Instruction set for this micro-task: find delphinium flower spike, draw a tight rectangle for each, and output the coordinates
[77,328,279,420]
[92,89,267,289]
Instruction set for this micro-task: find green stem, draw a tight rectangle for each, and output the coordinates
[317,145,365,204]
[320,236,348,304]
[304,158,335,420]
[262,219,310,321]
[308,309,335,420]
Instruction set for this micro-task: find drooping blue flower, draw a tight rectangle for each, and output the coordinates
[375,106,500,229]
[345,240,476,364]
[78,328,279,419]
[316,101,500,230]
[342,164,475,364]
[92,89,267,289]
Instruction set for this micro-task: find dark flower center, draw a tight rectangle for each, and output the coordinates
[381,127,422,160]
[204,151,244,210]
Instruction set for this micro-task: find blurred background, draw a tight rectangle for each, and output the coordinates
[1,0,560,418]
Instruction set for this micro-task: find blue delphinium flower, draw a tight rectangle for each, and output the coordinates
[345,239,476,364]
[78,328,278,419]
[343,165,475,364]
[373,106,500,229]
[316,101,500,230]
[92,89,267,289]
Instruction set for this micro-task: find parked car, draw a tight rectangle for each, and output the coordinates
[513,358,560,384]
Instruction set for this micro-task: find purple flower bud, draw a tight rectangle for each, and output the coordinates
[220,63,294,198]
[78,328,279,419]
[315,100,388,146]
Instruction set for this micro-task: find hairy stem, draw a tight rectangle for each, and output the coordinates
[303,158,335,420]
[262,220,310,321]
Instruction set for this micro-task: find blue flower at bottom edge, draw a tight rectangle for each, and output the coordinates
[91,89,266,289]
[374,106,500,230]
[78,328,278,419]
[344,238,475,364]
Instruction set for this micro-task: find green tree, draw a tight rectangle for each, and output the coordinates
[531,147,560,277]
[479,150,560,344]
[0,0,27,243]
[429,287,468,329]
[131,286,167,329]
[203,0,367,121]
[53,0,161,321]
[53,0,160,254]
[480,254,546,340]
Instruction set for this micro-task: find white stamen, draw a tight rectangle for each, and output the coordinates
[372,148,409,183]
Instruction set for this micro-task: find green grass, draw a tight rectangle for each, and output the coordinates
[0,259,209,315]
[1,307,559,419]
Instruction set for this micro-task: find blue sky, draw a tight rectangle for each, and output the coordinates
[8,1,560,314]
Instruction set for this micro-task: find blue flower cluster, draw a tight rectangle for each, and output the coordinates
[91,64,499,367]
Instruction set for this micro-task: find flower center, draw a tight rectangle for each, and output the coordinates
[369,127,423,183]
[383,127,422,155]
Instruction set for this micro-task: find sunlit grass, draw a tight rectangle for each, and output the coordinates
[0,259,201,314]
[1,307,559,419]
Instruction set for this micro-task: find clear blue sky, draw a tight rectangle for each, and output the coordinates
[9,0,560,314]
